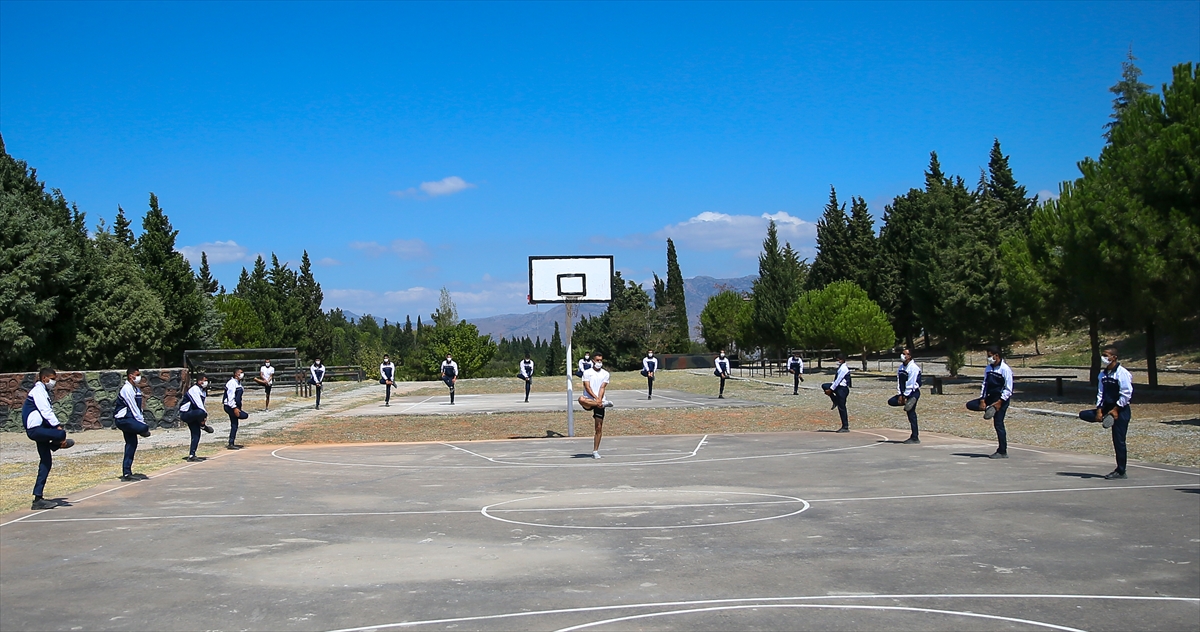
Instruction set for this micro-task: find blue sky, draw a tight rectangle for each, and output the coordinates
[2,1,1197,322]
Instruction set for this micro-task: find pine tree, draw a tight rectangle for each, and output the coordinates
[295,251,329,359]
[76,230,170,367]
[134,193,206,365]
[197,252,219,295]
[664,238,689,351]
[986,139,1037,231]
[806,186,852,290]
[846,196,877,298]
[751,220,804,356]
[1104,48,1152,140]
[545,321,563,376]
[113,205,135,248]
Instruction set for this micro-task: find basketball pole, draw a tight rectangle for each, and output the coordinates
[564,299,575,437]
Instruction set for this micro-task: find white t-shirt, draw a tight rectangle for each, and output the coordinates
[260,365,275,384]
[582,367,611,399]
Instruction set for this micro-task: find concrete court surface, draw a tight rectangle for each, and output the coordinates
[1,429,1198,632]
[337,388,764,417]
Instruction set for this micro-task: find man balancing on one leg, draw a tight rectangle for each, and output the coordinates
[224,368,249,450]
[966,346,1014,459]
[441,354,459,405]
[1079,346,1134,480]
[380,355,396,406]
[787,350,804,395]
[887,347,922,444]
[822,354,852,433]
[518,353,535,403]
[578,352,613,459]
[25,367,75,510]
[114,368,153,481]
[641,350,657,400]
[179,373,215,462]
[715,350,731,398]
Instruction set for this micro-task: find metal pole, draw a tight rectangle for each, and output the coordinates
[565,301,575,437]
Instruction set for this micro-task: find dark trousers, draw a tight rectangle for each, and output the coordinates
[27,425,66,497]
[1080,405,1132,471]
[792,371,802,393]
[887,393,919,438]
[315,384,323,408]
[385,383,392,404]
[646,375,655,397]
[824,383,849,428]
[967,396,1009,453]
[719,375,728,396]
[522,378,531,400]
[114,418,149,476]
[224,405,240,445]
[181,408,207,455]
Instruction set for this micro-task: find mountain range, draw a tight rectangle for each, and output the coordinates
[468,275,756,342]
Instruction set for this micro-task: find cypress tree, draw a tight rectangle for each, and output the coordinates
[113,206,135,248]
[806,186,851,290]
[751,220,804,356]
[664,238,689,351]
[846,196,877,299]
[77,229,170,368]
[295,251,330,359]
[545,321,563,376]
[197,252,219,295]
[134,193,206,365]
[986,139,1037,231]
[1104,48,1152,140]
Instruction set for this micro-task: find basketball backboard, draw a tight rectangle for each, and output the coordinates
[528,256,614,304]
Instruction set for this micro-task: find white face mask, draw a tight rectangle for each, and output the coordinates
[235,374,243,382]
[593,361,602,369]
[1100,356,1112,367]
[648,353,653,357]
[720,353,725,358]
[199,382,208,389]
[131,375,141,384]
[992,356,1001,366]
[46,379,56,388]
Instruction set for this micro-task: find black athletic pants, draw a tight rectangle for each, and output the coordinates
[1080,405,1132,472]
[27,424,65,497]
[967,396,1009,454]
[887,393,919,439]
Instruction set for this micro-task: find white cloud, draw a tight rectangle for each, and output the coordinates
[391,176,477,199]
[351,239,431,259]
[178,240,251,265]
[316,257,342,266]
[1036,189,1060,202]
[654,211,815,258]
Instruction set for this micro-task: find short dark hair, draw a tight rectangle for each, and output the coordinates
[1103,346,1119,358]
[195,373,207,383]
[986,345,1001,356]
[592,353,604,360]
[126,367,139,377]
[901,347,912,356]
[836,353,847,361]
[39,367,57,379]
[234,367,244,374]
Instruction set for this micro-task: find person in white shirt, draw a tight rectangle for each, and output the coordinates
[309,359,326,410]
[380,356,397,406]
[114,368,152,481]
[822,354,852,433]
[641,351,658,400]
[24,367,74,510]
[966,345,1014,459]
[575,353,592,378]
[179,374,214,461]
[714,351,731,398]
[1078,346,1135,479]
[518,353,535,403]
[255,360,276,411]
[224,369,248,449]
[787,351,805,395]
[578,353,613,459]
[886,348,922,444]
[440,355,459,405]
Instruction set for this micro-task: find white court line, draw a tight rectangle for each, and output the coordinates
[490,499,803,513]
[327,594,1200,632]
[810,482,1200,504]
[15,509,479,523]
[1130,463,1200,476]
[0,451,236,528]
[439,434,710,467]
[553,604,1086,632]
[644,392,709,407]
[481,490,810,530]
[397,395,438,414]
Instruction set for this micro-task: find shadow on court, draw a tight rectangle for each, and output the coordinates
[2,428,1196,632]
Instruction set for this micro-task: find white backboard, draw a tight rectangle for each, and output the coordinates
[528,256,614,303]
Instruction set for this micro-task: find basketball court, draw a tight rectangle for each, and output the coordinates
[2,428,1197,631]
[338,389,764,417]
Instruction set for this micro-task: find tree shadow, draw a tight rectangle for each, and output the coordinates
[1162,418,1200,426]
[1056,471,1106,479]
[508,430,566,439]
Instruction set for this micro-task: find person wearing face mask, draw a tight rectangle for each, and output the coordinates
[641,350,658,400]
[966,346,1014,459]
[787,351,805,395]
[575,353,592,379]
[1078,346,1134,479]
[518,353,535,403]
[380,356,397,406]
[440,355,459,404]
[25,367,74,510]
[224,369,249,449]
[180,374,214,461]
[578,353,613,458]
[822,354,852,433]
[114,368,152,481]
[887,348,922,444]
[309,359,326,410]
[714,351,731,398]
[256,359,275,411]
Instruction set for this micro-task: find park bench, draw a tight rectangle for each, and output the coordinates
[1020,374,1079,397]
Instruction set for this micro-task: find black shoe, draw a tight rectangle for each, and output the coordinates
[202,425,214,434]
[139,430,152,438]
[836,427,849,433]
[1104,469,1127,480]
[119,474,136,482]
[793,391,798,395]
[58,438,76,450]
[718,395,724,399]
[226,444,241,450]
[185,455,205,462]
[902,437,920,444]
[31,498,56,510]
[989,452,1008,459]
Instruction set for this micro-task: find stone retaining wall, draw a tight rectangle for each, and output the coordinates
[0,368,189,432]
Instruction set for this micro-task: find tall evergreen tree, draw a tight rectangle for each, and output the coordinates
[133,193,206,365]
[197,252,219,295]
[806,186,852,290]
[545,321,564,376]
[112,205,135,248]
[295,251,329,359]
[664,238,689,351]
[875,190,923,348]
[846,196,877,298]
[987,139,1037,230]
[751,220,805,356]
[1104,48,1152,140]
[76,229,170,368]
